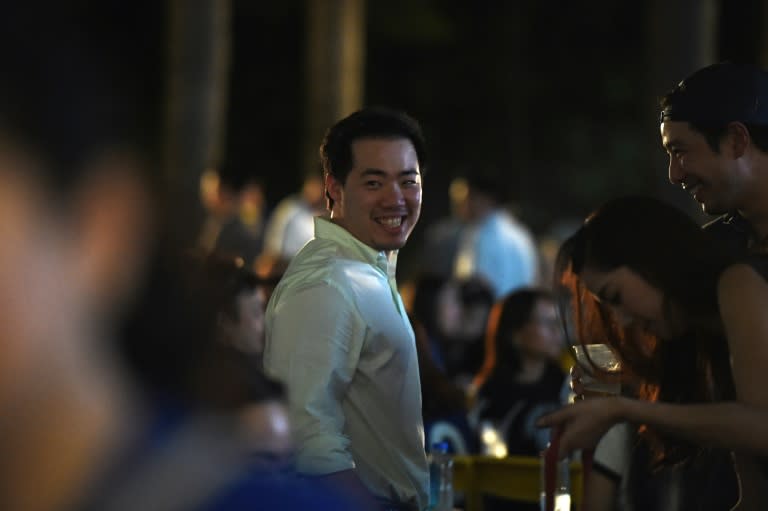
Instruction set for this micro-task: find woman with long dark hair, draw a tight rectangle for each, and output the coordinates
[537,195,768,509]
[473,288,566,457]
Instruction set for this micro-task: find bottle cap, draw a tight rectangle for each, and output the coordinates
[431,441,449,453]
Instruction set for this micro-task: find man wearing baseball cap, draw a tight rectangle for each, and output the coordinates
[658,62,768,508]
[660,62,768,254]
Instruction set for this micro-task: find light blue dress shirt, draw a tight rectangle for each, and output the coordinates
[263,217,429,510]
[454,209,538,298]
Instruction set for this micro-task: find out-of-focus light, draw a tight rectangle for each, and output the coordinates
[482,427,499,445]
[491,443,508,458]
[449,177,468,204]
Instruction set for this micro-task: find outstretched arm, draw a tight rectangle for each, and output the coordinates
[537,396,768,459]
[539,263,768,459]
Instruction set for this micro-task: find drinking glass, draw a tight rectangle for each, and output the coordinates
[571,344,622,396]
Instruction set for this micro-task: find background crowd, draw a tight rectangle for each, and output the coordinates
[5,1,768,511]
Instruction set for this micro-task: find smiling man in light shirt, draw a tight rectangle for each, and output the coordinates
[263,107,429,511]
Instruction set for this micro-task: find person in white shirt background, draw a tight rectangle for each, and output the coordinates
[452,171,539,299]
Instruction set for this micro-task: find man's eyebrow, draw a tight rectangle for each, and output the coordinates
[360,168,387,177]
[359,168,420,177]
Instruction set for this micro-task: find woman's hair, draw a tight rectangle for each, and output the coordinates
[472,288,555,389]
[494,288,555,372]
[554,196,734,465]
[410,272,451,337]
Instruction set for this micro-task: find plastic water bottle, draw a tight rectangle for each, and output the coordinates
[539,452,571,511]
[428,441,453,511]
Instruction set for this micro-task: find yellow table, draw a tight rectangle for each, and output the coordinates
[452,455,582,511]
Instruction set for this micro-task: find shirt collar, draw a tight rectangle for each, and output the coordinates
[313,217,399,278]
[721,211,758,239]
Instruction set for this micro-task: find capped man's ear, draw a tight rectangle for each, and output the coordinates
[726,121,750,159]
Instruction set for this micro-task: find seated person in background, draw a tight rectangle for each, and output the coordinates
[471,289,566,457]
[409,273,475,454]
[259,169,325,262]
[440,276,496,389]
[193,252,267,356]
[197,167,268,268]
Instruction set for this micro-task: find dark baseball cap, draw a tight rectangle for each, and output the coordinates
[659,62,768,125]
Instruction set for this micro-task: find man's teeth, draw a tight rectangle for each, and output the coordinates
[682,181,700,193]
[378,217,402,227]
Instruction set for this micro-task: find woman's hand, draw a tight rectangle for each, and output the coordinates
[569,363,586,397]
[536,396,627,458]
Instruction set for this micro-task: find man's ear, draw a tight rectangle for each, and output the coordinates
[72,154,153,311]
[324,173,343,208]
[726,121,750,159]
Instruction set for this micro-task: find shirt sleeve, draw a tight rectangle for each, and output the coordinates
[264,283,366,475]
[593,422,632,480]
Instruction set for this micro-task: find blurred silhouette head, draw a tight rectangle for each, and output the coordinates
[192,252,266,355]
[451,167,507,222]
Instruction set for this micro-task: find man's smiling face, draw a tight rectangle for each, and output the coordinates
[326,137,422,253]
[661,120,748,215]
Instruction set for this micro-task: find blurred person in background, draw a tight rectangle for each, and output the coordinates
[257,169,325,268]
[0,3,355,510]
[193,252,267,357]
[452,170,540,299]
[409,273,476,455]
[440,276,496,389]
[264,107,430,511]
[418,177,468,279]
[197,164,267,268]
[468,289,566,511]
[471,289,566,458]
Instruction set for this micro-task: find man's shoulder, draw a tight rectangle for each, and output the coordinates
[271,240,378,302]
[702,212,752,256]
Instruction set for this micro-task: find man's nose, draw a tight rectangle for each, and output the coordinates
[383,182,405,205]
[668,156,684,185]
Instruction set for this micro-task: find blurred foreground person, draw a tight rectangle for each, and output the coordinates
[0,4,354,511]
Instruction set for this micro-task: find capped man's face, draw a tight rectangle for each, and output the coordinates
[661,120,752,215]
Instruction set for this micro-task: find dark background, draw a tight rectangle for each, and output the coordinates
[101,0,768,276]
